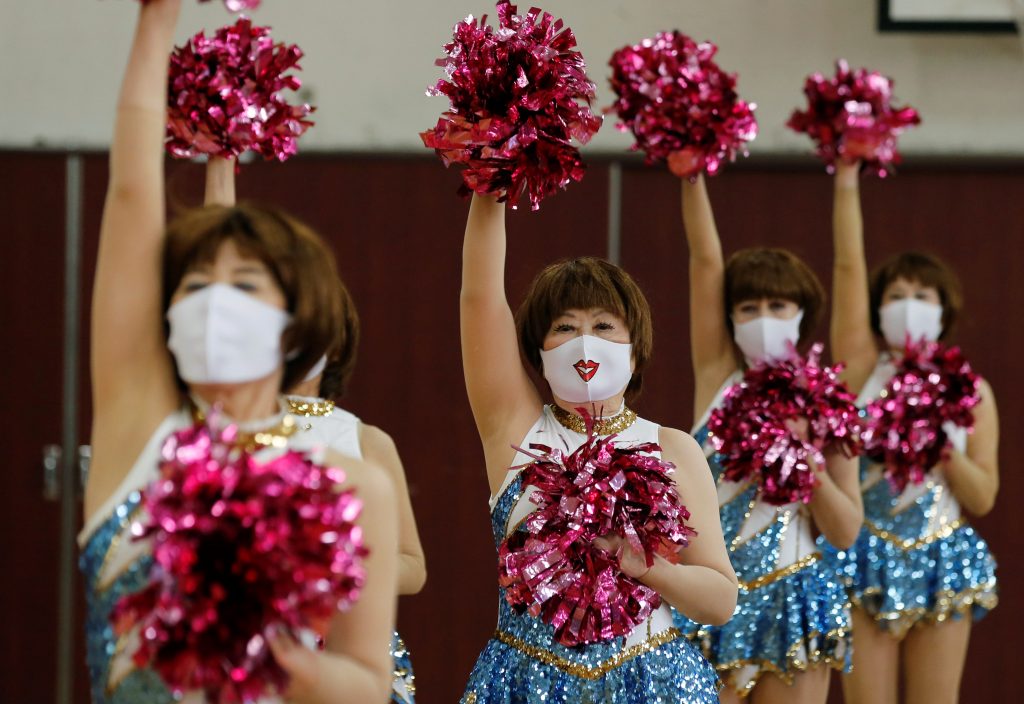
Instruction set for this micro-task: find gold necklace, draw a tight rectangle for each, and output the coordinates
[190,402,298,451]
[286,397,336,418]
[550,404,638,436]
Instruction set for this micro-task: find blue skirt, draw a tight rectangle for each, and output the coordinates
[826,520,998,637]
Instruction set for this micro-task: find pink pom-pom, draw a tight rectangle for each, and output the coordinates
[110,416,367,703]
[862,340,980,493]
[787,60,921,177]
[498,413,696,647]
[608,31,757,179]
[166,17,314,162]
[140,0,262,12]
[707,344,863,505]
[420,1,603,210]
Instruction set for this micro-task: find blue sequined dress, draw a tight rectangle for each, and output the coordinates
[674,374,851,697]
[822,355,998,637]
[289,396,417,703]
[461,406,721,704]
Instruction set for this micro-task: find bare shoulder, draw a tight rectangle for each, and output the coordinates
[358,423,398,455]
[323,451,396,510]
[656,425,703,457]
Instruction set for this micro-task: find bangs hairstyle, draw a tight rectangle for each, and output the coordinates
[515,257,653,401]
[162,203,358,391]
[869,251,962,340]
[725,247,825,345]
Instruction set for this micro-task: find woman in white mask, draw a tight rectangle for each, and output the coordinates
[81,3,398,703]
[458,194,737,704]
[829,159,998,704]
[206,157,427,704]
[677,170,863,704]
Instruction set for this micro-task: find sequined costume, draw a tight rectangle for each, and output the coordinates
[823,355,997,637]
[674,374,851,697]
[461,405,720,704]
[289,396,417,704]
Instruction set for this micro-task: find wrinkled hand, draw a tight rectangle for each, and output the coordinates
[593,534,651,579]
[668,147,705,179]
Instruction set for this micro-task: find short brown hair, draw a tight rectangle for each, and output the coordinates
[724,247,825,345]
[515,257,653,401]
[869,251,962,340]
[162,203,357,391]
[317,281,361,401]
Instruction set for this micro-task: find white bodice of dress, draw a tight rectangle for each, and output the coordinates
[857,353,967,521]
[490,405,676,646]
[288,395,364,460]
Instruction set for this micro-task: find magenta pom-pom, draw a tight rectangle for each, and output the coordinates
[608,31,757,179]
[708,344,863,505]
[498,413,695,647]
[140,0,262,12]
[420,1,602,210]
[110,417,367,703]
[787,60,921,177]
[166,17,314,162]
[862,340,980,493]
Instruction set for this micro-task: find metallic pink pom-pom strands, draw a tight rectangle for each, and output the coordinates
[787,60,921,177]
[110,417,367,703]
[608,31,757,179]
[862,340,981,493]
[707,344,863,506]
[498,413,695,647]
[420,1,602,210]
[166,17,314,162]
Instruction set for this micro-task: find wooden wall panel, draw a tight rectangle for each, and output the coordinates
[0,153,69,702]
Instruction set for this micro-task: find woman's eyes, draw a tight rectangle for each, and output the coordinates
[233,281,258,292]
[553,323,575,333]
[183,281,207,292]
[595,322,615,331]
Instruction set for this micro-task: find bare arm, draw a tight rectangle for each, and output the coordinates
[681,175,736,419]
[942,379,1000,516]
[360,424,427,595]
[270,455,398,704]
[461,194,543,493]
[631,429,738,625]
[87,0,183,519]
[830,160,878,392]
[204,156,236,206]
[807,447,863,549]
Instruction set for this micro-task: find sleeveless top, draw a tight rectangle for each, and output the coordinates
[79,403,329,704]
[679,371,851,694]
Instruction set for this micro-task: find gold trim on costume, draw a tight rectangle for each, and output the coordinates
[96,504,144,594]
[549,404,638,436]
[851,581,999,639]
[865,518,964,551]
[494,627,681,680]
[287,397,336,418]
[713,626,849,697]
[191,403,298,452]
[738,552,821,591]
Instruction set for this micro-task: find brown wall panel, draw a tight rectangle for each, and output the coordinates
[619,163,1024,702]
[0,153,69,702]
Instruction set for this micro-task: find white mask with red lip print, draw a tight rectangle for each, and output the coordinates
[539,335,633,404]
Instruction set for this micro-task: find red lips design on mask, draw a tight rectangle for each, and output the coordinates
[573,359,600,382]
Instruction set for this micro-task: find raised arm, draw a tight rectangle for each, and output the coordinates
[204,156,236,206]
[460,194,543,492]
[942,378,1000,516]
[681,175,735,418]
[270,454,398,704]
[360,424,427,595]
[830,160,878,392]
[87,0,182,517]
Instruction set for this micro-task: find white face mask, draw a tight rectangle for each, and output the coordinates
[539,335,633,404]
[167,283,292,384]
[733,311,803,366]
[879,299,943,348]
